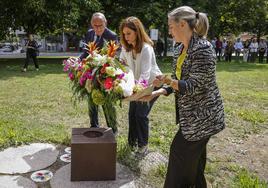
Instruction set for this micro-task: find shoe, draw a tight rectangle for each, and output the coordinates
[36,68,39,71]
[136,145,149,158]
[113,130,118,137]
[21,68,26,72]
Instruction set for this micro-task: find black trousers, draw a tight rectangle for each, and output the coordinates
[164,130,209,188]
[250,52,257,63]
[215,48,222,61]
[225,52,232,62]
[24,52,39,69]
[259,51,265,63]
[128,97,157,147]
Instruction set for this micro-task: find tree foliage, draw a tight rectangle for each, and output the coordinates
[0,0,101,38]
[0,0,267,43]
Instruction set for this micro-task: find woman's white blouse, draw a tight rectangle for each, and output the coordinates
[120,43,162,84]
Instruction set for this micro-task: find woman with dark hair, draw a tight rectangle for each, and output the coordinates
[119,17,162,156]
[140,6,225,187]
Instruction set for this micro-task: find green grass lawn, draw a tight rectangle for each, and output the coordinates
[0,57,267,187]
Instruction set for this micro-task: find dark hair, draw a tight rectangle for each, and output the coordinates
[119,17,153,53]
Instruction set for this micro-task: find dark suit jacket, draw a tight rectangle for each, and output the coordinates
[79,28,118,60]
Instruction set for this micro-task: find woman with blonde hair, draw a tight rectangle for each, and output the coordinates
[119,17,162,156]
[141,6,225,187]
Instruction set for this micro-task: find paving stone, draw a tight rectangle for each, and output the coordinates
[139,152,168,174]
[0,175,37,188]
[50,163,136,188]
[0,143,59,174]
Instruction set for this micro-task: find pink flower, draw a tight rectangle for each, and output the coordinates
[140,79,148,87]
[85,71,93,80]
[68,72,75,81]
[77,65,83,71]
[63,64,70,72]
[117,73,125,79]
[79,77,86,86]
[104,77,113,90]
[120,60,127,65]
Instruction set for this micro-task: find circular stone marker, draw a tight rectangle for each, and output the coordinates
[64,147,71,154]
[0,143,59,174]
[0,175,37,188]
[50,163,136,188]
[31,170,53,183]
[60,153,71,163]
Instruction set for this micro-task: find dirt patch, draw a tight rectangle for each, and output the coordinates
[208,128,268,181]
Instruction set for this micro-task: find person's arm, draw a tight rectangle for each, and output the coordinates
[161,44,216,97]
[25,40,29,47]
[179,46,216,96]
[34,40,39,50]
[139,87,167,102]
[119,48,127,63]
[138,45,152,82]
[240,42,243,50]
[110,32,118,44]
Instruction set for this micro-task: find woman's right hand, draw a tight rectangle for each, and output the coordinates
[138,88,167,102]
[153,75,172,87]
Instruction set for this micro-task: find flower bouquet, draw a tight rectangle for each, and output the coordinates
[63,41,152,132]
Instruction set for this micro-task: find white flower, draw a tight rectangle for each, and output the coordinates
[118,70,135,97]
[105,66,116,76]
[93,54,107,66]
[115,68,124,75]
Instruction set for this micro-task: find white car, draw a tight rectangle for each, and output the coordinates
[0,45,13,52]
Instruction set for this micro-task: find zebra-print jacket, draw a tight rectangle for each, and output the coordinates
[165,33,225,141]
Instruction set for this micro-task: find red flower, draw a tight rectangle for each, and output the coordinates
[104,77,113,90]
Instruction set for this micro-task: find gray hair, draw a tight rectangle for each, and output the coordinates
[91,12,107,24]
[168,6,209,38]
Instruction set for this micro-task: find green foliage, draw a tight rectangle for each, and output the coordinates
[0,119,70,149]
[0,0,101,38]
[205,0,268,37]
[1,0,268,43]
[233,169,267,188]
[238,109,266,124]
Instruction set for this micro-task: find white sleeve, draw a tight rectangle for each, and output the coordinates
[120,48,127,62]
[139,46,152,82]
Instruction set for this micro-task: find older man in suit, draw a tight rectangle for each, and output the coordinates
[79,12,118,133]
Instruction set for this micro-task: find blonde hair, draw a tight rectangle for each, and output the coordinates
[119,17,153,53]
[168,6,209,38]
